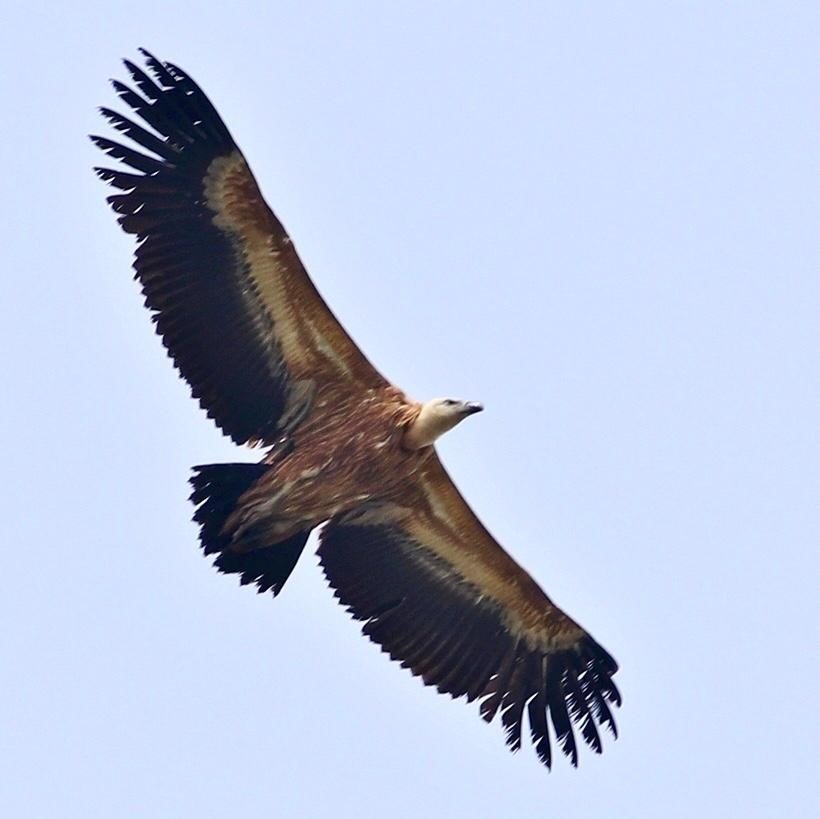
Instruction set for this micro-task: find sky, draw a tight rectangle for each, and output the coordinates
[1,2,818,817]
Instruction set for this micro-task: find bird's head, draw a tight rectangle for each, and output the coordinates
[403,398,484,449]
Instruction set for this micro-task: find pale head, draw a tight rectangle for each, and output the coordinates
[403,398,484,450]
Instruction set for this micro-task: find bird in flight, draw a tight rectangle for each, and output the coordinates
[93,50,621,771]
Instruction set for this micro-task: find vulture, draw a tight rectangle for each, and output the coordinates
[93,50,621,771]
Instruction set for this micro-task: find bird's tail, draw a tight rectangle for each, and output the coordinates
[189,463,310,596]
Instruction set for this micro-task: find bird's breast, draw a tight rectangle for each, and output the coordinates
[266,392,424,520]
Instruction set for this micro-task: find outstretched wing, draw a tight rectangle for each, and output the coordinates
[93,50,386,445]
[318,452,620,769]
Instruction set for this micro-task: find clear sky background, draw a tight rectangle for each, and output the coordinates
[1,3,818,817]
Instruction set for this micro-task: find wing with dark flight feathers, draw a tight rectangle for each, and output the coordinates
[318,452,620,769]
[92,50,386,445]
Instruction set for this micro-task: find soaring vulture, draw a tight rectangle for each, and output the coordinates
[93,50,621,771]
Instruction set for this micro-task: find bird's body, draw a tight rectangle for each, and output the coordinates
[229,386,423,546]
[94,50,621,771]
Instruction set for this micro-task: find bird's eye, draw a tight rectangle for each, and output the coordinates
[444,399,457,406]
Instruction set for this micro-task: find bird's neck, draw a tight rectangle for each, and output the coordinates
[403,402,449,450]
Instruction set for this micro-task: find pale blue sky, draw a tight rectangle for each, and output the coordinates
[1,3,818,817]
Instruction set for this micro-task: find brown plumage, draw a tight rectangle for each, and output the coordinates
[93,50,621,771]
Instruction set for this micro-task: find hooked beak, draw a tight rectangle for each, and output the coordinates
[463,401,484,415]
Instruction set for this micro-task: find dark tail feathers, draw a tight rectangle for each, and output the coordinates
[189,463,310,596]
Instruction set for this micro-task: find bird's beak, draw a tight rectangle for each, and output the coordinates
[463,402,484,415]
